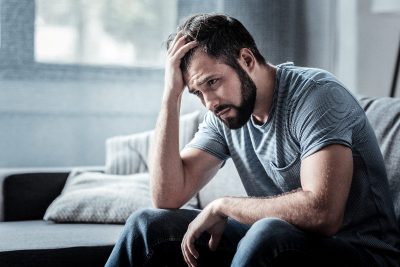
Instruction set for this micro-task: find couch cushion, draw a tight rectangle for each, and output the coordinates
[358,96,400,223]
[105,111,202,175]
[44,171,198,223]
[0,220,123,267]
[44,172,154,223]
[198,159,246,209]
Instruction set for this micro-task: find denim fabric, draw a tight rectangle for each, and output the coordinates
[105,208,373,267]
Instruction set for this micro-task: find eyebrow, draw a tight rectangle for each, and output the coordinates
[188,75,217,94]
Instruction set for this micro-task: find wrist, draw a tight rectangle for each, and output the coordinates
[161,89,182,111]
[211,198,228,219]
[163,86,184,101]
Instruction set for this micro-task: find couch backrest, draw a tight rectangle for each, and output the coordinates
[358,97,400,224]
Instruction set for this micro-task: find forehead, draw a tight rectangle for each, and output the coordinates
[183,50,230,87]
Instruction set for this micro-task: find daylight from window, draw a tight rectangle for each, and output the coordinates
[35,0,177,67]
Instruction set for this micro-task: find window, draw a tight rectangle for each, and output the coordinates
[35,0,178,67]
[0,0,223,81]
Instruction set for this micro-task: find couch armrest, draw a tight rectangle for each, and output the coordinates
[0,166,105,222]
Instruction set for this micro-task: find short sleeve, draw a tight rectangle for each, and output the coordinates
[185,111,230,161]
[291,81,361,159]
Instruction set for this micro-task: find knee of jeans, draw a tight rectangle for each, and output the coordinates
[240,217,299,248]
[233,218,303,266]
[124,208,197,239]
[124,208,168,235]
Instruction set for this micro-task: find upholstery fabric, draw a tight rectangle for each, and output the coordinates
[2,172,69,221]
[44,171,198,223]
[198,159,246,209]
[105,111,202,175]
[44,172,153,223]
[358,96,400,224]
[0,220,123,267]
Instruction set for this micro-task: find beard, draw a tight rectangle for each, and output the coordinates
[214,66,257,129]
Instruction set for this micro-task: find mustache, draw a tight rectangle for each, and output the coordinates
[214,104,235,114]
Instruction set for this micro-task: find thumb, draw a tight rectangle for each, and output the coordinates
[208,233,222,251]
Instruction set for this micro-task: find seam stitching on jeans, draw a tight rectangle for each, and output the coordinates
[142,237,183,267]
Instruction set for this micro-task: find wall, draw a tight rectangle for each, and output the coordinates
[336,0,400,97]
[0,0,206,168]
[0,70,202,168]
[358,0,400,97]
[223,0,336,72]
[0,0,360,168]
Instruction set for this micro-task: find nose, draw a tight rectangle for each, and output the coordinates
[203,92,219,111]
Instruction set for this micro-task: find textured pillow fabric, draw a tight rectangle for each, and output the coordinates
[358,96,400,224]
[105,110,203,175]
[44,172,151,223]
[44,171,198,224]
[105,133,150,175]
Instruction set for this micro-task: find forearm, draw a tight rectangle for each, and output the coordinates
[214,189,342,236]
[150,91,186,208]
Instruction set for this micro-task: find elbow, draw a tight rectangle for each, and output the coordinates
[151,198,181,210]
[314,212,343,236]
[151,191,184,209]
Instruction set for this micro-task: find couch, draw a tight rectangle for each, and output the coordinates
[0,96,399,267]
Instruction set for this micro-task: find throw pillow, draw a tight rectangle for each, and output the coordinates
[105,110,203,175]
[44,171,198,224]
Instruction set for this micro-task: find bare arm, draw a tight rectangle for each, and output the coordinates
[212,144,352,236]
[149,32,222,208]
[181,144,353,265]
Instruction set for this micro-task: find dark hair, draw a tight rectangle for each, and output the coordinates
[166,13,266,73]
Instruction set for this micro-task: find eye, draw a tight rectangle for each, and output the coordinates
[207,79,218,86]
[193,90,202,97]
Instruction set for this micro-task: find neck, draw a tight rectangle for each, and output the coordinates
[252,63,276,125]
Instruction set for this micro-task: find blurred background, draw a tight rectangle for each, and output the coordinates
[0,0,399,168]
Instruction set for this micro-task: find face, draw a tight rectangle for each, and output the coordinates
[184,50,257,129]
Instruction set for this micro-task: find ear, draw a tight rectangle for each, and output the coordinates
[238,48,256,71]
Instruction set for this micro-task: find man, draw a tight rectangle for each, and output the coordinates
[106,14,399,266]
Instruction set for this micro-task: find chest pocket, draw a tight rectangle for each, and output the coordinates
[268,155,302,191]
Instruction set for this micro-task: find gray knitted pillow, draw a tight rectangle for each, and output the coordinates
[44,171,198,223]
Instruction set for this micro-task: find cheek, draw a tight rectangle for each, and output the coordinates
[222,85,242,105]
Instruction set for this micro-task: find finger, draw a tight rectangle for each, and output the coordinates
[182,234,196,267]
[169,35,190,56]
[171,41,198,62]
[181,235,190,265]
[185,244,198,267]
[208,233,222,251]
[187,235,199,260]
[168,31,183,54]
[185,249,198,267]
[182,238,197,267]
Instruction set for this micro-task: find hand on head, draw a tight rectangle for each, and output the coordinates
[164,31,198,97]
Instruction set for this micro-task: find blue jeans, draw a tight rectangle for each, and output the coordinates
[105,208,372,267]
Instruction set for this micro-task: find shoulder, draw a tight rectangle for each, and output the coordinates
[276,65,360,112]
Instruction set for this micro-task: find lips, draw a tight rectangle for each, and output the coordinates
[216,107,231,117]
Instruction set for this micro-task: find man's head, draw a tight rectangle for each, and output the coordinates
[166,14,266,129]
[167,13,266,73]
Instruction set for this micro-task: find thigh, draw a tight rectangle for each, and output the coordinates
[194,217,250,267]
[128,208,248,267]
[232,217,369,267]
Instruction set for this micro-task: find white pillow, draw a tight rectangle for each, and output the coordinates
[44,171,198,224]
[105,110,203,175]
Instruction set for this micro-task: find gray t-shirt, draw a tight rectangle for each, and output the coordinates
[187,63,400,265]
